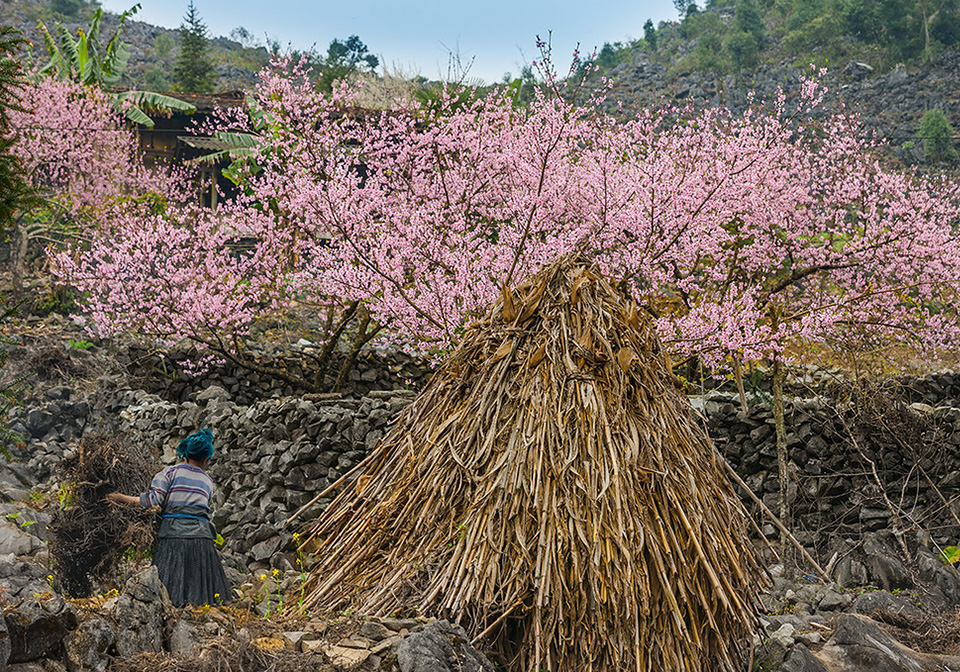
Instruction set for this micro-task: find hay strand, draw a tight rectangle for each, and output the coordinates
[299,255,765,672]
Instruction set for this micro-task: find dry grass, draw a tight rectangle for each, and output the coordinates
[869,608,960,655]
[110,636,336,672]
[49,433,159,597]
[298,255,765,672]
[26,343,87,381]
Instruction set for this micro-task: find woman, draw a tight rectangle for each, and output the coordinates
[107,428,231,606]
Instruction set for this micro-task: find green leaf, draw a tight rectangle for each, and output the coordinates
[120,104,154,128]
[942,546,960,564]
[114,90,196,114]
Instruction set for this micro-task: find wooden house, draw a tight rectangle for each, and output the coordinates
[138,90,246,210]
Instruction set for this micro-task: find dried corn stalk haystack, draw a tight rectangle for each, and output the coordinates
[49,433,159,596]
[300,255,764,672]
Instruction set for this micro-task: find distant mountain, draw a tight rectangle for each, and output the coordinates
[1,0,267,91]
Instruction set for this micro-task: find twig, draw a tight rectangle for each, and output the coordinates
[471,598,524,645]
[720,454,831,583]
[836,413,913,560]
[283,456,372,528]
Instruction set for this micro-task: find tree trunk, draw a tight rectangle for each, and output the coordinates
[11,222,28,302]
[772,357,794,569]
[334,306,382,392]
[733,355,748,415]
[921,0,931,57]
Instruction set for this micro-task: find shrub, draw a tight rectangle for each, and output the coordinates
[919,109,958,163]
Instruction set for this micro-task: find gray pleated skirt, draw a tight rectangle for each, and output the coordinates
[154,537,232,607]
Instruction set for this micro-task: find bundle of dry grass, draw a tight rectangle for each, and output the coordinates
[49,433,159,596]
[299,255,765,671]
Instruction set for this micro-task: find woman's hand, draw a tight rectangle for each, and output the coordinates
[106,492,139,505]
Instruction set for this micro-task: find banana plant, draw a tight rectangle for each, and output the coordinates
[193,94,270,186]
[35,4,196,128]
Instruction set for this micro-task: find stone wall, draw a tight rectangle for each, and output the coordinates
[703,391,960,553]
[109,385,415,569]
[103,379,960,576]
[116,342,431,405]
[9,351,960,576]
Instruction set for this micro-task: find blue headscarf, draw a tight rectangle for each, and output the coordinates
[177,428,214,462]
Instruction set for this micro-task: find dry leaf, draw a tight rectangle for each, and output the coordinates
[502,284,516,322]
[493,339,513,362]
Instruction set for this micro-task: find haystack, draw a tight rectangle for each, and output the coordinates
[299,255,764,672]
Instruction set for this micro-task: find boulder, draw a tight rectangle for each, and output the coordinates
[818,613,960,671]
[5,596,78,663]
[0,523,41,558]
[396,620,494,672]
[105,567,171,657]
[64,618,116,672]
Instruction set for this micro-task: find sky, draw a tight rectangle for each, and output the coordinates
[97,0,680,84]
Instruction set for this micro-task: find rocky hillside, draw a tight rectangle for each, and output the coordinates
[0,0,266,91]
[595,44,960,166]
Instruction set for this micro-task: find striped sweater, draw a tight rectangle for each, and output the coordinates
[140,463,213,510]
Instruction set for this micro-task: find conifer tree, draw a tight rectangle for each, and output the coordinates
[644,19,658,51]
[173,1,216,93]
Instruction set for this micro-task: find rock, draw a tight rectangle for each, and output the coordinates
[323,644,370,669]
[380,617,419,632]
[301,640,325,654]
[862,535,912,591]
[820,613,960,670]
[64,618,116,672]
[818,587,851,611]
[5,596,78,663]
[834,556,869,589]
[918,550,960,606]
[396,620,495,672]
[170,619,200,656]
[196,386,230,404]
[780,644,828,672]
[843,61,874,81]
[360,620,393,642]
[249,536,282,562]
[865,553,912,592]
[281,631,314,651]
[24,410,54,439]
[0,559,52,602]
[754,636,789,670]
[107,567,171,657]
[850,590,924,619]
[0,522,42,557]
[8,663,67,672]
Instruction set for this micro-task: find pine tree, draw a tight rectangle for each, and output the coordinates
[173,1,216,93]
[644,19,658,51]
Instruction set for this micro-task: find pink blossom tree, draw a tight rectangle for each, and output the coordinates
[8,76,144,298]
[51,57,960,530]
